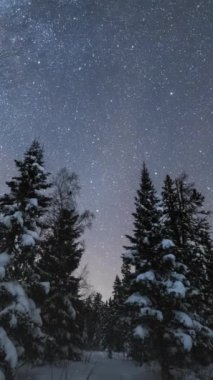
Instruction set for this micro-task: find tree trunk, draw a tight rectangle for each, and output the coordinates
[108,348,112,359]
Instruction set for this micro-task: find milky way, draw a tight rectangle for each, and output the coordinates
[0,0,212,298]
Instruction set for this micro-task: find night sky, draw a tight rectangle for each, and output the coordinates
[0,0,212,299]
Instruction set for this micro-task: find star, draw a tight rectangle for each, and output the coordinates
[0,0,212,300]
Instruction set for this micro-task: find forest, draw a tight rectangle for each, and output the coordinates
[0,140,212,380]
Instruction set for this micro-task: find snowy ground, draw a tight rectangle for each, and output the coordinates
[17,352,213,380]
[17,351,160,380]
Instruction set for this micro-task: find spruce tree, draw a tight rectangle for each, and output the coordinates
[161,175,180,243]
[120,261,132,351]
[0,140,51,299]
[121,261,131,300]
[123,167,213,376]
[104,268,132,355]
[91,293,105,349]
[123,162,161,271]
[82,292,105,350]
[40,208,83,360]
[122,163,161,358]
[82,295,94,349]
[127,239,213,378]
[0,141,51,370]
[108,276,124,352]
[102,297,114,358]
[40,169,92,361]
[162,174,213,320]
[162,174,211,247]
[0,252,43,380]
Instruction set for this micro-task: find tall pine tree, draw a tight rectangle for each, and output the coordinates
[83,292,105,350]
[123,167,213,377]
[103,265,132,355]
[0,251,43,380]
[40,169,92,361]
[0,141,51,377]
[122,163,161,362]
[0,140,51,299]
[127,238,213,379]
[123,163,161,271]
[105,276,124,353]
[162,174,213,321]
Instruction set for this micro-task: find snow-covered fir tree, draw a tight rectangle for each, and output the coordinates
[0,140,51,299]
[40,169,92,361]
[0,141,51,373]
[123,162,161,270]
[127,238,213,379]
[162,174,213,323]
[121,164,161,356]
[123,168,213,378]
[0,252,43,380]
[162,174,212,248]
[121,164,159,358]
[40,208,82,360]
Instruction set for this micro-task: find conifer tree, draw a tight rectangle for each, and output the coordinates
[123,167,213,376]
[40,169,92,361]
[104,268,132,355]
[0,252,43,380]
[82,295,94,349]
[162,174,213,319]
[161,175,179,243]
[0,140,51,300]
[162,174,211,247]
[91,293,105,349]
[108,276,124,352]
[120,261,132,351]
[121,261,131,300]
[82,292,105,350]
[123,163,161,271]
[0,141,51,377]
[102,297,114,357]
[122,163,161,356]
[127,239,213,378]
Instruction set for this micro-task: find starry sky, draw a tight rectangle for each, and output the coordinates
[0,0,212,299]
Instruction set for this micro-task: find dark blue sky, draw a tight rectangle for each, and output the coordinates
[0,0,212,298]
